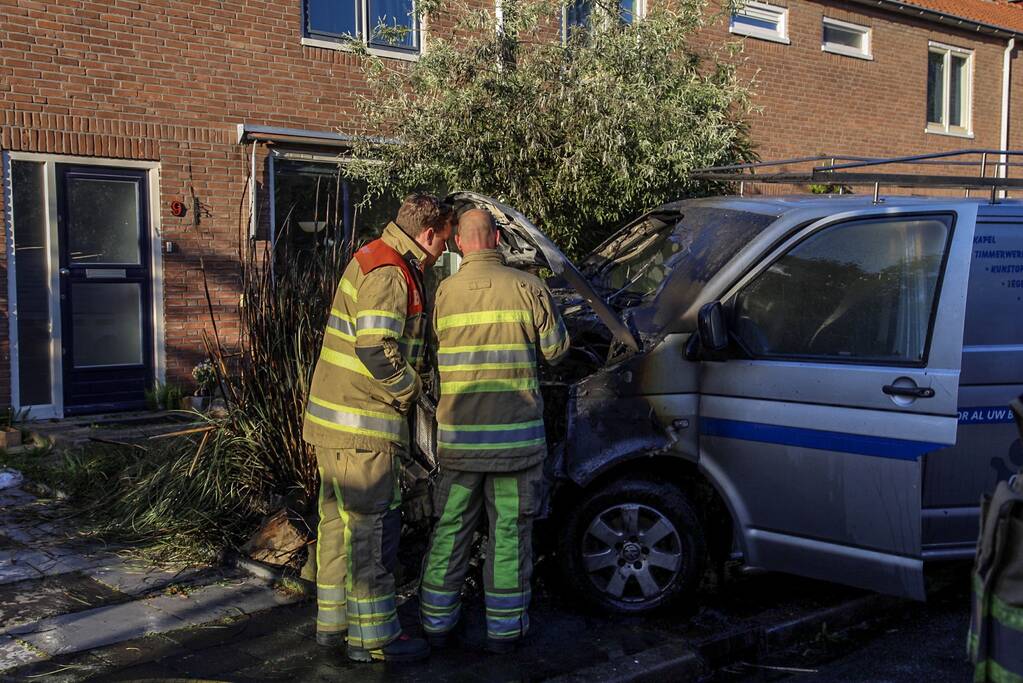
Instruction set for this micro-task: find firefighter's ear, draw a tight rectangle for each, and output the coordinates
[494,229,502,247]
[454,233,465,254]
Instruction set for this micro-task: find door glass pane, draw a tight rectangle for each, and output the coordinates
[567,0,593,31]
[67,178,141,264]
[306,0,358,38]
[733,216,952,363]
[71,283,143,367]
[949,54,968,128]
[368,0,415,49]
[927,51,945,125]
[11,161,52,406]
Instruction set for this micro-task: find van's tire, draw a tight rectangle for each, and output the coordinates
[557,477,706,614]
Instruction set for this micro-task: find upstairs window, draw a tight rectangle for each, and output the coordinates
[821,17,871,59]
[304,0,419,55]
[729,1,789,44]
[927,42,972,136]
[565,1,643,36]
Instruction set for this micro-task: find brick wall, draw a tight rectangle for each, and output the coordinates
[692,0,1014,190]
[0,0,487,400]
[0,0,1020,407]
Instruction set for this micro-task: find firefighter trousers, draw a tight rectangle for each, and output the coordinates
[419,463,542,643]
[314,446,403,650]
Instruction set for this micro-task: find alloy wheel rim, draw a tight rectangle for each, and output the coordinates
[581,503,683,603]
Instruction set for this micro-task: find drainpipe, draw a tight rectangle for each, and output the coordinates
[1000,37,1015,198]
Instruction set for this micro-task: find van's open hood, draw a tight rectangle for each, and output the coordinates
[447,192,640,352]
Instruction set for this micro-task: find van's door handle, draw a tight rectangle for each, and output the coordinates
[882,385,935,399]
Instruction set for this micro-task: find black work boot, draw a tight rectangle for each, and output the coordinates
[348,633,431,663]
[315,631,346,648]
[424,617,465,650]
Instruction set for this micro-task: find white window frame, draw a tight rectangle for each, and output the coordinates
[821,17,871,60]
[1,151,165,420]
[300,0,422,62]
[926,41,974,138]
[729,1,789,45]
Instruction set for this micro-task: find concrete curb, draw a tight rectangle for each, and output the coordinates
[547,593,896,683]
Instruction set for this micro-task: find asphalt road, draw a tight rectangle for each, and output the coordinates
[716,564,974,683]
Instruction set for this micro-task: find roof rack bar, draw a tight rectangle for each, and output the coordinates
[692,150,1023,192]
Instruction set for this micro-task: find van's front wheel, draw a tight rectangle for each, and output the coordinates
[557,477,706,614]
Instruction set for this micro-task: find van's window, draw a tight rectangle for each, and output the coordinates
[733,215,953,363]
[964,223,1023,346]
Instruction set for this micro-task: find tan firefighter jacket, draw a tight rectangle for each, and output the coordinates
[302,222,428,453]
[433,249,570,472]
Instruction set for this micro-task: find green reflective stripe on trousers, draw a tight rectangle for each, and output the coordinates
[975,659,1023,683]
[318,347,372,377]
[973,576,1023,631]
[306,396,405,441]
[340,278,359,302]
[492,477,520,590]
[424,483,474,588]
[439,377,539,394]
[436,309,532,331]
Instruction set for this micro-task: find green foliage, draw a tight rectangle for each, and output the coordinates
[145,382,184,411]
[347,0,755,257]
[809,183,852,195]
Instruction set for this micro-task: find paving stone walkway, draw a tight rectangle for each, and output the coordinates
[0,483,301,675]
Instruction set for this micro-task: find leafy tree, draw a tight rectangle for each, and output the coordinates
[346,0,755,257]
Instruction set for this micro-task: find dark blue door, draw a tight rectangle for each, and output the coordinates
[57,165,153,414]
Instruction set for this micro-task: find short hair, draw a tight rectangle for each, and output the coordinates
[395,193,452,236]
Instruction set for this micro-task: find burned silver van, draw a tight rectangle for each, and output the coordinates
[419,156,1022,614]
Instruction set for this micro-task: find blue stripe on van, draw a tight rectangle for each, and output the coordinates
[699,417,946,461]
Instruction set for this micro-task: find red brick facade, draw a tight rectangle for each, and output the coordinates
[1,0,1021,411]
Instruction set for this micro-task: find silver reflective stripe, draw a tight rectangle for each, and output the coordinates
[306,401,406,440]
[328,314,356,338]
[357,314,404,336]
[540,319,567,352]
[438,422,545,445]
[437,347,536,367]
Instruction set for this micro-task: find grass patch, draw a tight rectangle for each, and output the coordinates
[2,424,274,564]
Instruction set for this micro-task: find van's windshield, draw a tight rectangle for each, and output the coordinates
[587,207,777,305]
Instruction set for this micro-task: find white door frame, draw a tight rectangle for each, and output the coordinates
[1,152,165,420]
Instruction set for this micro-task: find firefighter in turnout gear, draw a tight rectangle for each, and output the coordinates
[419,209,570,654]
[303,194,452,664]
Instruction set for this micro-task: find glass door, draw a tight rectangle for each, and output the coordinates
[57,165,153,414]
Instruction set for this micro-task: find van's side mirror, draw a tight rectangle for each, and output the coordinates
[698,301,729,353]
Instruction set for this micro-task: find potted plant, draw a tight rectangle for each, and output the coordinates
[184,359,217,411]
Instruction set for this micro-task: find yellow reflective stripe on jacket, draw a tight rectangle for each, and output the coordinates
[540,318,568,353]
[435,309,532,332]
[306,396,406,440]
[439,377,540,394]
[319,347,371,377]
[326,309,356,341]
[439,362,536,373]
[340,278,359,302]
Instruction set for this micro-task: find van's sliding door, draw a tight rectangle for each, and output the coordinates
[698,206,975,599]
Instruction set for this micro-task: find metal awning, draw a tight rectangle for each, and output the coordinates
[235,124,396,148]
